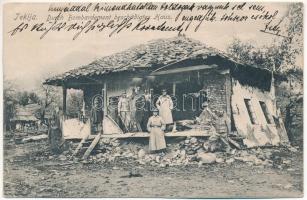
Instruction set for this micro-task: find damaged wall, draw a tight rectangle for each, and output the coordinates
[197,70,230,134]
[231,79,281,147]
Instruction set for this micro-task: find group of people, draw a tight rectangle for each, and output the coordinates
[117,88,175,153]
[117,87,149,132]
[146,89,214,153]
[48,87,215,155]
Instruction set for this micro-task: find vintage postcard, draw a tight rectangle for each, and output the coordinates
[2,1,304,198]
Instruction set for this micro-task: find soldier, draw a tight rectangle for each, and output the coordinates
[118,92,131,132]
[130,87,145,132]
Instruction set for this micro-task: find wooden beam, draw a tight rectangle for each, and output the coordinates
[72,134,89,156]
[151,64,218,76]
[103,82,107,116]
[62,86,67,118]
[82,133,101,160]
[87,130,211,139]
[172,82,176,95]
[225,74,231,134]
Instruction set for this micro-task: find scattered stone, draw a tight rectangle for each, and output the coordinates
[229,149,236,155]
[282,160,291,165]
[180,150,186,158]
[129,168,142,177]
[203,142,210,152]
[155,156,161,163]
[216,158,224,163]
[288,146,298,152]
[197,152,216,164]
[138,160,145,165]
[159,163,166,168]
[58,155,67,161]
[226,158,235,164]
[190,137,198,144]
[287,168,295,172]
[186,150,196,155]
[190,156,198,162]
[137,149,146,159]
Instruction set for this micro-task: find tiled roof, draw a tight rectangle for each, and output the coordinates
[44,36,225,85]
[11,104,40,122]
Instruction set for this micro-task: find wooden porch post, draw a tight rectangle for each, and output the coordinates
[103,82,107,116]
[172,82,176,96]
[63,86,67,118]
[225,75,231,134]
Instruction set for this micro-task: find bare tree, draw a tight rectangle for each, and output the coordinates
[37,85,62,125]
[4,80,18,131]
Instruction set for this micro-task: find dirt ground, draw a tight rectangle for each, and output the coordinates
[3,137,304,198]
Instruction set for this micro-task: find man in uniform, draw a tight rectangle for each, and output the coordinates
[118,92,131,132]
[131,87,146,131]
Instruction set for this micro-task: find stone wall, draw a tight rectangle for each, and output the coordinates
[201,71,228,115]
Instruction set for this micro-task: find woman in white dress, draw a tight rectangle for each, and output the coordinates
[147,109,166,153]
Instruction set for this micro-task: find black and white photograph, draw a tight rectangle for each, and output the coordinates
[2,1,304,198]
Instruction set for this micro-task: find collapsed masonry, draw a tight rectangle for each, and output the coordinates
[53,134,298,168]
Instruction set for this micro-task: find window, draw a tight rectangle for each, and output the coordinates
[259,101,273,124]
[244,99,257,124]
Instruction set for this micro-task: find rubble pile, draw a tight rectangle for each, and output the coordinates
[82,135,232,167]
[41,135,300,171]
[84,138,145,164]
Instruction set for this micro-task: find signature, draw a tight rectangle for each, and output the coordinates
[260,18,291,41]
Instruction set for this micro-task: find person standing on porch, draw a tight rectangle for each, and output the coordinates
[118,92,131,132]
[131,87,145,132]
[156,89,174,131]
[90,97,104,134]
[147,109,166,153]
[129,88,140,132]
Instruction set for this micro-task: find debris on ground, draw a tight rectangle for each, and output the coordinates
[20,134,48,143]
[197,152,216,164]
[29,132,299,171]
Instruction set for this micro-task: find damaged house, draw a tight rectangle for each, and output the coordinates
[10,103,40,132]
[44,36,288,154]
